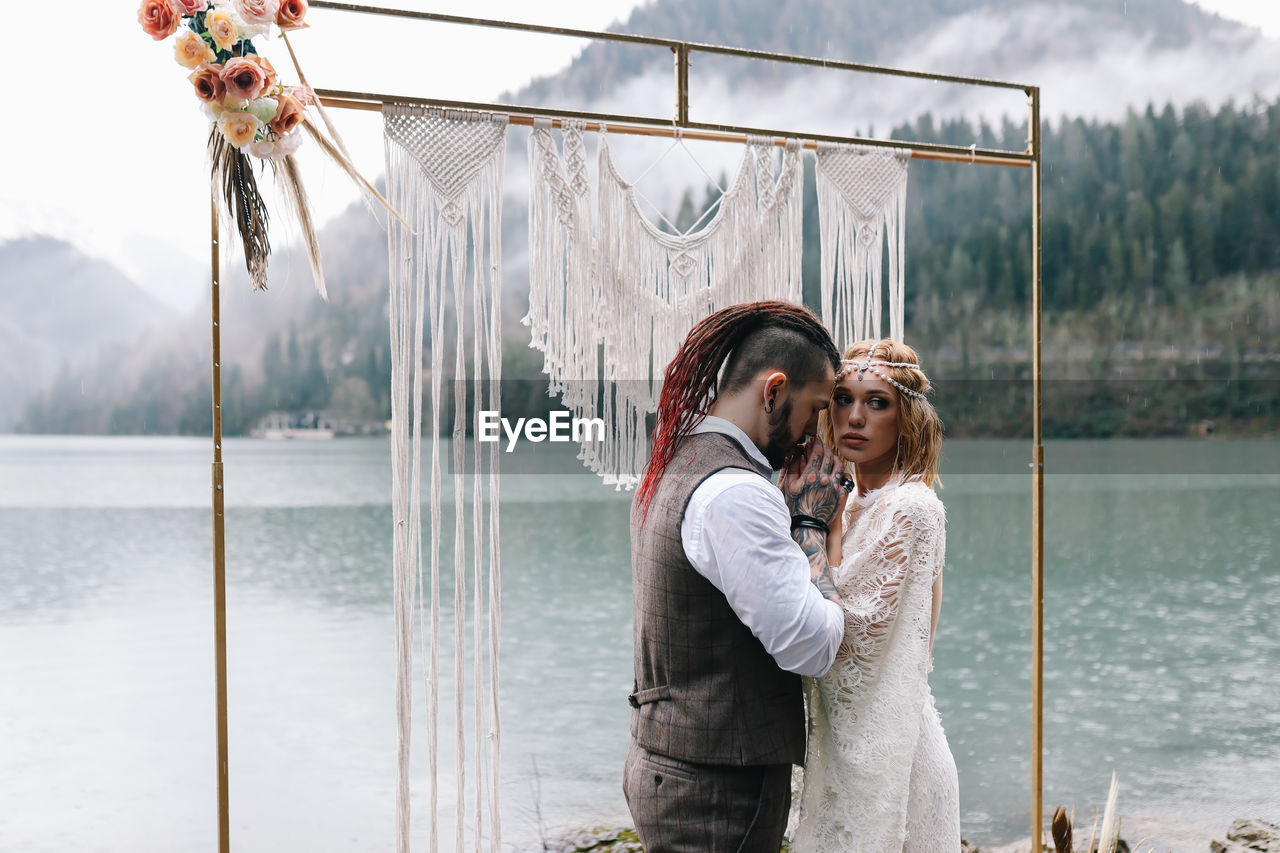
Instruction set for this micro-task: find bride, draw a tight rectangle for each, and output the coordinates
[787,339,960,851]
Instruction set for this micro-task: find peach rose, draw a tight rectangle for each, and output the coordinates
[174,29,216,69]
[269,93,304,135]
[219,110,262,149]
[174,0,207,13]
[189,64,227,104]
[221,55,269,101]
[206,7,239,51]
[234,0,279,26]
[138,0,181,40]
[275,0,308,31]
[289,85,314,107]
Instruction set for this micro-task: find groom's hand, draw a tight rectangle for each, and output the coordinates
[780,435,843,527]
[779,437,845,607]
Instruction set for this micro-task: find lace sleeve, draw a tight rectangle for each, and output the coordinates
[837,489,945,660]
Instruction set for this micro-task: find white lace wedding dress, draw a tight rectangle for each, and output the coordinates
[788,476,960,852]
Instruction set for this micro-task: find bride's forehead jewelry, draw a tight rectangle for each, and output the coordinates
[835,358,927,400]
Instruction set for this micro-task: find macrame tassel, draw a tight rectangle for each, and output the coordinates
[384,104,505,853]
[815,144,910,346]
[592,134,804,488]
[525,120,603,469]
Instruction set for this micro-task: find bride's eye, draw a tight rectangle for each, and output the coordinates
[868,397,888,409]
[834,393,852,406]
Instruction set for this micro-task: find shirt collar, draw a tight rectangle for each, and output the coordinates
[689,414,773,471]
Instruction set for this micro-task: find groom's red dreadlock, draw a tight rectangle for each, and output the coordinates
[635,300,839,522]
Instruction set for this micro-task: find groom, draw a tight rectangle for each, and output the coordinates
[624,301,849,852]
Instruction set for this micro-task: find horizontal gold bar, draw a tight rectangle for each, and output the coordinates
[315,91,1033,168]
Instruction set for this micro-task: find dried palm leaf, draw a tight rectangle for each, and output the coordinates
[209,127,271,290]
[1052,805,1074,853]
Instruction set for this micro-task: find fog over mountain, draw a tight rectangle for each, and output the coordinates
[9,0,1280,433]
[509,0,1280,211]
[0,238,172,429]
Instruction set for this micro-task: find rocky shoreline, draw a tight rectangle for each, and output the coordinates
[534,817,1279,853]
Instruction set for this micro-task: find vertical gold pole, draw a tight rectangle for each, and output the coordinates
[675,43,690,125]
[211,197,231,853]
[1028,86,1045,853]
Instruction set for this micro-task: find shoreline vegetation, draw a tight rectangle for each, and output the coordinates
[17,273,1277,440]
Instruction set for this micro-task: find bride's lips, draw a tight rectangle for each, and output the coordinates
[842,433,868,445]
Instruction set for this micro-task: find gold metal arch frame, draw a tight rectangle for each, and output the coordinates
[206,4,1046,850]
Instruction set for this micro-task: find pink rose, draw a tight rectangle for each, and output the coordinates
[221,55,269,101]
[234,0,280,26]
[289,85,315,107]
[275,0,308,31]
[189,63,227,104]
[256,55,279,96]
[269,93,304,135]
[174,0,207,14]
[138,0,180,40]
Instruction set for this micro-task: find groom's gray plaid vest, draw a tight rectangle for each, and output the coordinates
[628,431,806,766]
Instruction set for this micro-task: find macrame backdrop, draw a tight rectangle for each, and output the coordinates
[595,134,803,487]
[815,144,911,344]
[383,104,505,853]
[525,131,803,488]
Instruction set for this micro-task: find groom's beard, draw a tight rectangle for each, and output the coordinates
[761,396,800,469]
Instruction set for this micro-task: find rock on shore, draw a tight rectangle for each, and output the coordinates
[1210,818,1280,853]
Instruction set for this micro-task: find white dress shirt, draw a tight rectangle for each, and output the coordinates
[679,415,844,677]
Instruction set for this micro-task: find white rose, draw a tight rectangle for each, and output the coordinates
[246,97,278,124]
[275,128,304,157]
[248,137,279,159]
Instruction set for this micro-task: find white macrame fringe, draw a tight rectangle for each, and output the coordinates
[523,119,604,471]
[815,143,910,346]
[525,131,805,488]
[384,103,505,853]
[578,133,803,488]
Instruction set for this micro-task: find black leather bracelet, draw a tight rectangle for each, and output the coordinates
[790,514,830,536]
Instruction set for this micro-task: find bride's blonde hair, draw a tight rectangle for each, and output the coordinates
[819,339,943,487]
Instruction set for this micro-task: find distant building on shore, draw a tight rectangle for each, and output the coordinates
[249,410,389,439]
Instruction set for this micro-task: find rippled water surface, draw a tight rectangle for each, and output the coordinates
[1,436,1276,851]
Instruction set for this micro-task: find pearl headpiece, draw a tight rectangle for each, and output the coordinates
[836,357,927,400]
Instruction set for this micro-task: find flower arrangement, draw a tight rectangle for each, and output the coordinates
[139,0,392,295]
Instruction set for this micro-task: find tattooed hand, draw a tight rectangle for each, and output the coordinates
[778,435,844,526]
[778,437,846,607]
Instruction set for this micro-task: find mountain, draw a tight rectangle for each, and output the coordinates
[511,0,1280,210]
[519,0,1244,102]
[14,0,1280,436]
[0,237,173,429]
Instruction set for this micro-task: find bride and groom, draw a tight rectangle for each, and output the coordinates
[624,300,958,852]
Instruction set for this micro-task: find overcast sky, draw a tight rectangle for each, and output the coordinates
[0,0,1274,311]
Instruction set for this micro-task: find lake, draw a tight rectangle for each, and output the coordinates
[0,436,1276,851]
